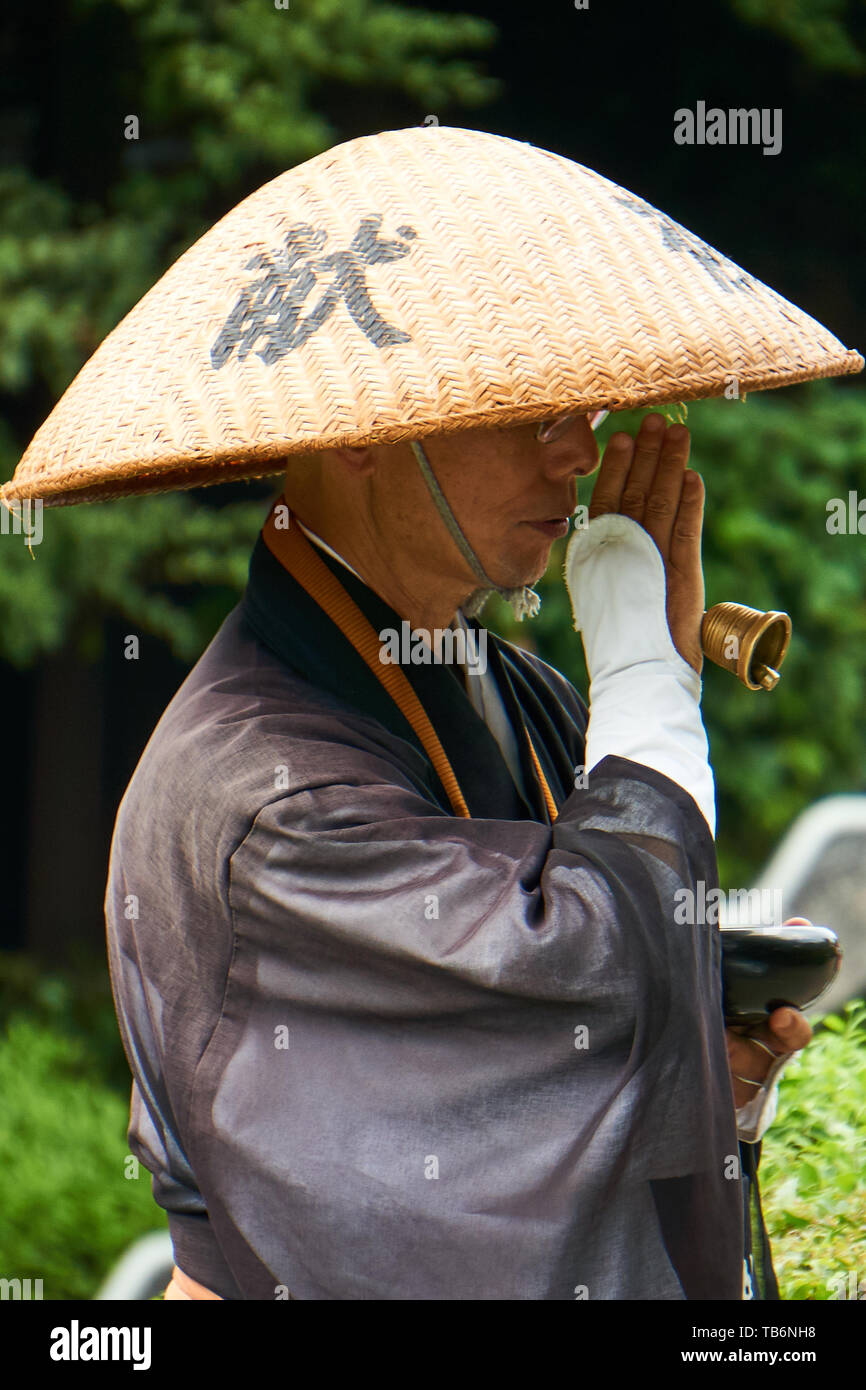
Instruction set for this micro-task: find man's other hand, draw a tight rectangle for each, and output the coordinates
[725,918,815,1109]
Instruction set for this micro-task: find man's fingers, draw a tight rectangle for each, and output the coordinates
[726,1029,778,1108]
[587,432,634,519]
[588,417,699,593]
[666,468,705,577]
[767,1006,813,1052]
[616,414,668,526]
[726,1035,770,1084]
[726,1006,812,1107]
[588,414,667,520]
[642,424,691,561]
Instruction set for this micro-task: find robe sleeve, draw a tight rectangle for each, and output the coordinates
[229,751,711,1005]
[174,740,745,1299]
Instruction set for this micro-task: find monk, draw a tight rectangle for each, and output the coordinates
[105,411,810,1301]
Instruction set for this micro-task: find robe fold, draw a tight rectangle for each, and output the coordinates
[104,525,778,1300]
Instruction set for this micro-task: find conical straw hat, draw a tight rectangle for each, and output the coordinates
[2,125,861,508]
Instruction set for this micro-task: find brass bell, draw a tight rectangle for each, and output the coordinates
[701,603,792,691]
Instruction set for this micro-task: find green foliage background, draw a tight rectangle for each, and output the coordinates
[0,952,166,1301]
[759,999,866,1298]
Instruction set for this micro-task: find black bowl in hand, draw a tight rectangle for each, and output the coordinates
[721,924,842,1026]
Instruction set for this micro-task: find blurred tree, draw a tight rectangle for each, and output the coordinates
[0,0,499,397]
[731,0,866,73]
[0,0,499,664]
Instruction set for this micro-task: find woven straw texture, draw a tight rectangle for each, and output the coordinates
[2,125,862,508]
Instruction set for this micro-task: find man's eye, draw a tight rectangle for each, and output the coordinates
[536,415,576,443]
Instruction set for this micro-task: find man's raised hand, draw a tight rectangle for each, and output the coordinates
[588,413,705,675]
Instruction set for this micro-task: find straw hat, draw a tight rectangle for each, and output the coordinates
[2,125,861,508]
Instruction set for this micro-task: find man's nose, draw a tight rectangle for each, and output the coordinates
[538,415,600,478]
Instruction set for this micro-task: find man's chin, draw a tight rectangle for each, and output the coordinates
[489,563,548,592]
[513,546,554,590]
[481,534,555,593]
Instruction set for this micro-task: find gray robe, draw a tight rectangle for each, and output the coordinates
[104,527,753,1300]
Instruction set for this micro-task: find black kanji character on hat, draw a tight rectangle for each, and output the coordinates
[210,215,418,368]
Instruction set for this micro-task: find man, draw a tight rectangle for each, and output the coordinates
[2,120,850,1301]
[105,405,810,1301]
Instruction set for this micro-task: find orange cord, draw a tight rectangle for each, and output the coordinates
[527,735,559,824]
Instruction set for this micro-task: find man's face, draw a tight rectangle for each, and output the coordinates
[386,414,601,592]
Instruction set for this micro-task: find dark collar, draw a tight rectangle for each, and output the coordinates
[239,530,585,822]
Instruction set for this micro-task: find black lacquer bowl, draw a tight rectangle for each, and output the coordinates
[721,924,842,1026]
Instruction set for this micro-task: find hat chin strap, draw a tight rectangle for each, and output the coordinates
[408,441,541,622]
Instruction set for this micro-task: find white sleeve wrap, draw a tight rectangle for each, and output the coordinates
[564,513,716,839]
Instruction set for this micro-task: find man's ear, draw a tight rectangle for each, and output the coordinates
[331,444,375,476]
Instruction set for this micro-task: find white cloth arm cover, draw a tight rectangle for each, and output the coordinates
[564,513,716,839]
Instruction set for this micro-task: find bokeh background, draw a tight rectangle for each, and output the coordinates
[1,0,864,1300]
